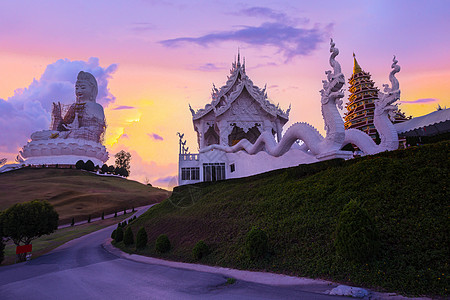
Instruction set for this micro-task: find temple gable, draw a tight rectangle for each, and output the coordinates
[191,53,290,149]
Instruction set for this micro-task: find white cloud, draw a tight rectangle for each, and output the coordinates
[0,57,117,154]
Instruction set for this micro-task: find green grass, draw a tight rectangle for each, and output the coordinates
[2,213,130,265]
[116,141,449,297]
[0,168,171,224]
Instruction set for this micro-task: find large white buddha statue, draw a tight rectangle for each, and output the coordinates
[19,71,109,165]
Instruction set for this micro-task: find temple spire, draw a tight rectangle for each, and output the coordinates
[353,53,362,74]
[237,48,241,67]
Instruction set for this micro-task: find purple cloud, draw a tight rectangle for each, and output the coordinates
[148,133,164,141]
[400,98,438,104]
[193,63,224,72]
[0,57,117,153]
[160,22,330,60]
[113,105,136,110]
[129,22,155,32]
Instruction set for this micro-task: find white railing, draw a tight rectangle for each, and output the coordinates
[179,153,199,161]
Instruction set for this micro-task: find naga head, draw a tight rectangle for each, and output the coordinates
[327,39,345,93]
[321,39,345,105]
[375,56,401,116]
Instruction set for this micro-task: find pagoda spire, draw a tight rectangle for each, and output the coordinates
[353,53,362,74]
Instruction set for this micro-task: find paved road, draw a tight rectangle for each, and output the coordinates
[0,207,346,300]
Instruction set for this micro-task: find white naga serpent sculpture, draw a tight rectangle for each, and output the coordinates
[200,42,401,158]
[200,39,347,157]
[343,56,401,155]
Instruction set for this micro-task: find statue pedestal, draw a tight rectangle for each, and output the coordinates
[20,138,108,166]
[316,150,353,161]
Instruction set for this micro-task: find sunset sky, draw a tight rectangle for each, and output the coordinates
[1,0,449,188]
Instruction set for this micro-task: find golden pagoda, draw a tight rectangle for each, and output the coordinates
[344,54,409,144]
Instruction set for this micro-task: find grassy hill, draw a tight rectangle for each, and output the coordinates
[0,168,171,224]
[120,141,449,297]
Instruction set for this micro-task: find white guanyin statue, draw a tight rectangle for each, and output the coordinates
[19,71,109,165]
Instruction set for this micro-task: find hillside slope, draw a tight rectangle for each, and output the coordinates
[125,141,449,297]
[0,168,170,224]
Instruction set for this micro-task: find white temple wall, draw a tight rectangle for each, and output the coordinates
[178,148,320,186]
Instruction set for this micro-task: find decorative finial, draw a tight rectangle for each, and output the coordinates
[237,48,241,67]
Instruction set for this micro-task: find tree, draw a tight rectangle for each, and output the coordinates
[114,150,131,177]
[84,160,95,172]
[75,160,85,170]
[101,164,108,174]
[2,200,58,262]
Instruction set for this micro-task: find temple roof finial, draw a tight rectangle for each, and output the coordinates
[353,52,362,74]
[237,48,241,67]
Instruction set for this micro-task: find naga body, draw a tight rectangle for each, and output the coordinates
[200,39,348,158]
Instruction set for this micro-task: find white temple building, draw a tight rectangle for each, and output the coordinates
[178,54,318,185]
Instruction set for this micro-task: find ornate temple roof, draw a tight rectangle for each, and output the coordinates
[189,53,290,122]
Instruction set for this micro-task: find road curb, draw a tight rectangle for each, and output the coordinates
[102,240,432,299]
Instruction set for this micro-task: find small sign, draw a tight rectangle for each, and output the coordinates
[16,244,32,254]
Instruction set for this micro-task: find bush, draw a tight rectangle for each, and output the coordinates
[115,227,124,242]
[0,239,4,265]
[155,234,171,253]
[192,240,209,260]
[136,227,148,249]
[123,227,134,246]
[334,199,380,263]
[108,165,115,173]
[84,160,95,172]
[75,160,85,170]
[245,227,268,260]
[111,229,116,239]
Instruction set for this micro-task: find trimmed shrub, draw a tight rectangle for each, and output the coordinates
[115,227,124,242]
[111,229,116,239]
[85,160,95,172]
[155,234,171,253]
[192,240,209,260]
[245,227,268,260]
[0,239,4,265]
[334,199,380,263]
[136,227,148,249]
[123,227,134,245]
[75,160,85,170]
[108,165,115,173]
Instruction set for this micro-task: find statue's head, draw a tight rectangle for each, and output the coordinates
[75,71,98,103]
